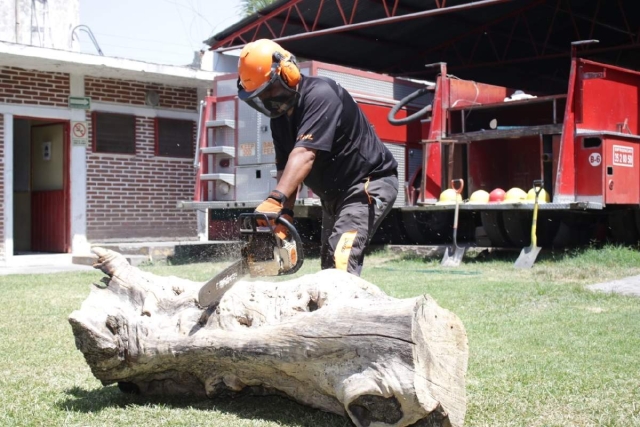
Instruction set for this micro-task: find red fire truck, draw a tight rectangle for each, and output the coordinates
[393,44,640,248]
[180,42,640,249]
[181,0,640,250]
[179,61,428,245]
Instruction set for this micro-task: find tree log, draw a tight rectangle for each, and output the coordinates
[69,248,469,427]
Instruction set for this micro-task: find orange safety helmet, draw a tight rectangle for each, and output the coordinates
[237,39,301,118]
[238,39,300,90]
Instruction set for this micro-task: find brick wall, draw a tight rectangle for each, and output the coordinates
[0,67,70,107]
[85,77,197,110]
[86,116,197,240]
[85,77,199,240]
[0,68,201,244]
[0,114,4,259]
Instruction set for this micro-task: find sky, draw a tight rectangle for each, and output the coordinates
[78,0,245,66]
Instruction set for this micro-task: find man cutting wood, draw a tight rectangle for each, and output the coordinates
[237,39,399,276]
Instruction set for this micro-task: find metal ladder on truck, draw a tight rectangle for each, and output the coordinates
[193,93,236,203]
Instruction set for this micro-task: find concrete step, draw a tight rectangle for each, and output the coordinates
[87,241,243,263]
[72,254,150,268]
[386,244,520,258]
[9,253,73,267]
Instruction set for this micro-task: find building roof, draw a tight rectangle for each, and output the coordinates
[206,0,640,93]
[0,41,217,88]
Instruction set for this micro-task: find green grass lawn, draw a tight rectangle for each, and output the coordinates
[1,245,640,426]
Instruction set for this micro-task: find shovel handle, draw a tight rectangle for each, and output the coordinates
[530,180,544,247]
[450,179,464,247]
[451,179,464,194]
[533,179,544,196]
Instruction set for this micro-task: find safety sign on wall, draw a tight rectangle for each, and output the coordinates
[42,141,51,161]
[72,121,89,147]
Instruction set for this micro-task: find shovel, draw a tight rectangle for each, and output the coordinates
[514,180,544,269]
[442,179,466,267]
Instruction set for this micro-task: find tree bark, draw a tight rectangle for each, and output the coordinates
[69,248,469,427]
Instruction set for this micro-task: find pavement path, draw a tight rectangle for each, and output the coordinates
[0,263,95,276]
[586,275,640,297]
[2,251,640,298]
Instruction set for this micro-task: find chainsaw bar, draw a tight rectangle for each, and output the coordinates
[198,258,248,308]
[197,212,305,309]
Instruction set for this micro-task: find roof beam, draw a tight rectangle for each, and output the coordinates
[272,0,513,43]
[214,0,513,52]
[238,5,410,52]
[211,0,306,49]
[382,0,546,73]
[545,5,638,39]
[446,40,640,72]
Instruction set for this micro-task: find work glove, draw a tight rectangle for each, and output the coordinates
[255,190,293,240]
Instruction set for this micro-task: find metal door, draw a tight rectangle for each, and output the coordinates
[605,138,640,205]
[31,123,69,252]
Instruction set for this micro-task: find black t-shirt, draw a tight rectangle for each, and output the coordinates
[271,75,398,201]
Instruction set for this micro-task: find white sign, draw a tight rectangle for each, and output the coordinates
[262,141,275,155]
[42,141,51,161]
[613,145,633,167]
[239,143,256,157]
[71,121,89,147]
[588,152,601,167]
[68,96,91,110]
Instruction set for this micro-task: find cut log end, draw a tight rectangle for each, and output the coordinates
[70,248,468,427]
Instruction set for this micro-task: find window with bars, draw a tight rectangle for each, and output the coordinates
[155,118,195,158]
[92,112,136,155]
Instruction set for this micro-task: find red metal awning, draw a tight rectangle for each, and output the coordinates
[206,0,640,93]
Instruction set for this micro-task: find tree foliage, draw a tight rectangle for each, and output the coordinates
[240,0,278,16]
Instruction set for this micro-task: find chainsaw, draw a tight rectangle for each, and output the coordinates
[198,212,304,308]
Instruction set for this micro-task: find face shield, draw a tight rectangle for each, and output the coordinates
[238,70,300,119]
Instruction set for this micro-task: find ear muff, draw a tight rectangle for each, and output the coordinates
[273,51,301,88]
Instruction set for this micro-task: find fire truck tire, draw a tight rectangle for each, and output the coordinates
[608,210,640,245]
[388,87,433,126]
[502,211,531,247]
[293,218,322,257]
[552,213,604,247]
[400,211,430,244]
[371,210,405,244]
[502,211,561,248]
[400,211,450,245]
[480,211,512,247]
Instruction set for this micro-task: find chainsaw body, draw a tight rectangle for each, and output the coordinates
[198,212,304,308]
[239,212,304,277]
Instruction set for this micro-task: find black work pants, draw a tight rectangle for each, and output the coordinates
[320,174,398,276]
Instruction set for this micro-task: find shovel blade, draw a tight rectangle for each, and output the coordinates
[514,246,542,269]
[441,246,466,267]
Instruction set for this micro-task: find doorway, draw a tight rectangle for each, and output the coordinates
[13,118,70,254]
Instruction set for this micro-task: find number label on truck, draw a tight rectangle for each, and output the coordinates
[589,153,601,167]
[613,145,634,167]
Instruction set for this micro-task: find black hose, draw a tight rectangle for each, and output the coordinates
[388,87,434,126]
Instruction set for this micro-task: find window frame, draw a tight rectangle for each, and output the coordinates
[154,117,195,159]
[91,111,137,155]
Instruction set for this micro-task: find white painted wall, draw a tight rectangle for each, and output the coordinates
[2,113,14,265]
[0,0,80,51]
[0,44,217,262]
[0,97,203,259]
[69,74,89,255]
[213,51,241,73]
